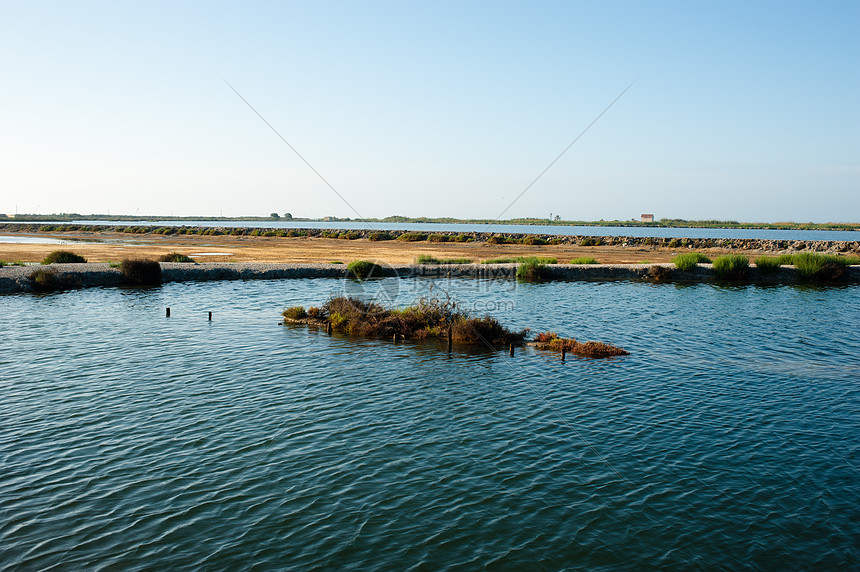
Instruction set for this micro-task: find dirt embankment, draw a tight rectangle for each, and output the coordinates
[1,226,858,265]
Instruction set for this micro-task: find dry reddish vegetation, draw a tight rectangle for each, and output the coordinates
[531,331,629,358]
[284,297,629,358]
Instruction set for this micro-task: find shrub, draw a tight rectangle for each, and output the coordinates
[286,229,307,237]
[579,238,600,246]
[713,254,750,280]
[396,232,428,242]
[304,295,527,346]
[754,256,782,273]
[28,269,56,291]
[42,250,87,264]
[647,265,673,281]
[427,234,449,242]
[487,234,517,244]
[452,234,473,242]
[263,230,277,237]
[306,306,323,319]
[367,232,393,241]
[667,238,681,248]
[522,235,547,245]
[347,260,387,280]
[283,306,307,320]
[159,252,196,263]
[569,257,598,264]
[673,252,711,271]
[338,231,361,240]
[120,259,162,285]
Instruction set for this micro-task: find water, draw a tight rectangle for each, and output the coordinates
[0,235,100,245]
[1,278,858,569]
[9,219,860,241]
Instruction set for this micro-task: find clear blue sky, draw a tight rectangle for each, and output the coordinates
[1,1,857,222]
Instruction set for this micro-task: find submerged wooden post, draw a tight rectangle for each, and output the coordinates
[208,311,212,321]
[166,307,170,317]
[561,348,566,361]
[326,321,332,335]
[509,343,514,357]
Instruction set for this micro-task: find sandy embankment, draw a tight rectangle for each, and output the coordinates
[0,230,788,265]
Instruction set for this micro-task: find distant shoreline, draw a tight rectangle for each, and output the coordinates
[1,215,857,232]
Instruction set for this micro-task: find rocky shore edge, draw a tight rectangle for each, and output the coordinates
[2,262,859,294]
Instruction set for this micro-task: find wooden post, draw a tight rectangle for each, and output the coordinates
[166,307,170,317]
[509,343,514,357]
[561,348,566,361]
[327,321,332,335]
[208,311,212,321]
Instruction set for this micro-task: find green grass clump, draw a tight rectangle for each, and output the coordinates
[367,232,393,241]
[396,232,428,242]
[569,257,598,264]
[673,252,711,271]
[790,252,854,281]
[295,296,526,346]
[516,258,549,282]
[483,256,557,264]
[579,238,600,246]
[416,255,473,265]
[158,252,196,263]
[283,306,307,320]
[338,231,361,240]
[427,234,450,242]
[27,268,82,292]
[486,234,519,244]
[712,254,750,280]
[120,259,162,285]
[42,250,87,264]
[754,256,782,273]
[347,260,387,280]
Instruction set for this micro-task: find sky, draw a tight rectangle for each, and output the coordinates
[1,1,858,222]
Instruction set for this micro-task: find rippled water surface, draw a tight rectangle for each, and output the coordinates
[1,278,858,569]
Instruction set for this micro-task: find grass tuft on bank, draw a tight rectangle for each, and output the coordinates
[713,254,750,280]
[120,259,162,285]
[673,252,711,271]
[42,250,87,264]
[158,252,196,263]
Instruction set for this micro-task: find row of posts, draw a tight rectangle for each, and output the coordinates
[165,308,212,321]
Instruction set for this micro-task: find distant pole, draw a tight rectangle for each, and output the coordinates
[509,343,515,357]
[166,307,170,317]
[208,311,212,321]
[561,348,566,361]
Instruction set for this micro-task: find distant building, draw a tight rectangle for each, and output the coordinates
[641,213,655,223]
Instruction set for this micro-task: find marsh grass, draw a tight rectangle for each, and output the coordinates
[416,255,473,265]
[791,252,855,281]
[120,259,162,285]
[284,296,526,346]
[282,306,307,320]
[579,238,600,246]
[158,252,196,263]
[673,252,711,271]
[516,257,552,282]
[569,257,598,264]
[646,265,673,282]
[713,254,750,280]
[42,250,87,264]
[531,331,629,358]
[754,256,782,273]
[367,232,393,241]
[483,256,557,264]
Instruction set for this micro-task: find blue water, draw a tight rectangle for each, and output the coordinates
[16,219,860,241]
[1,278,858,569]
